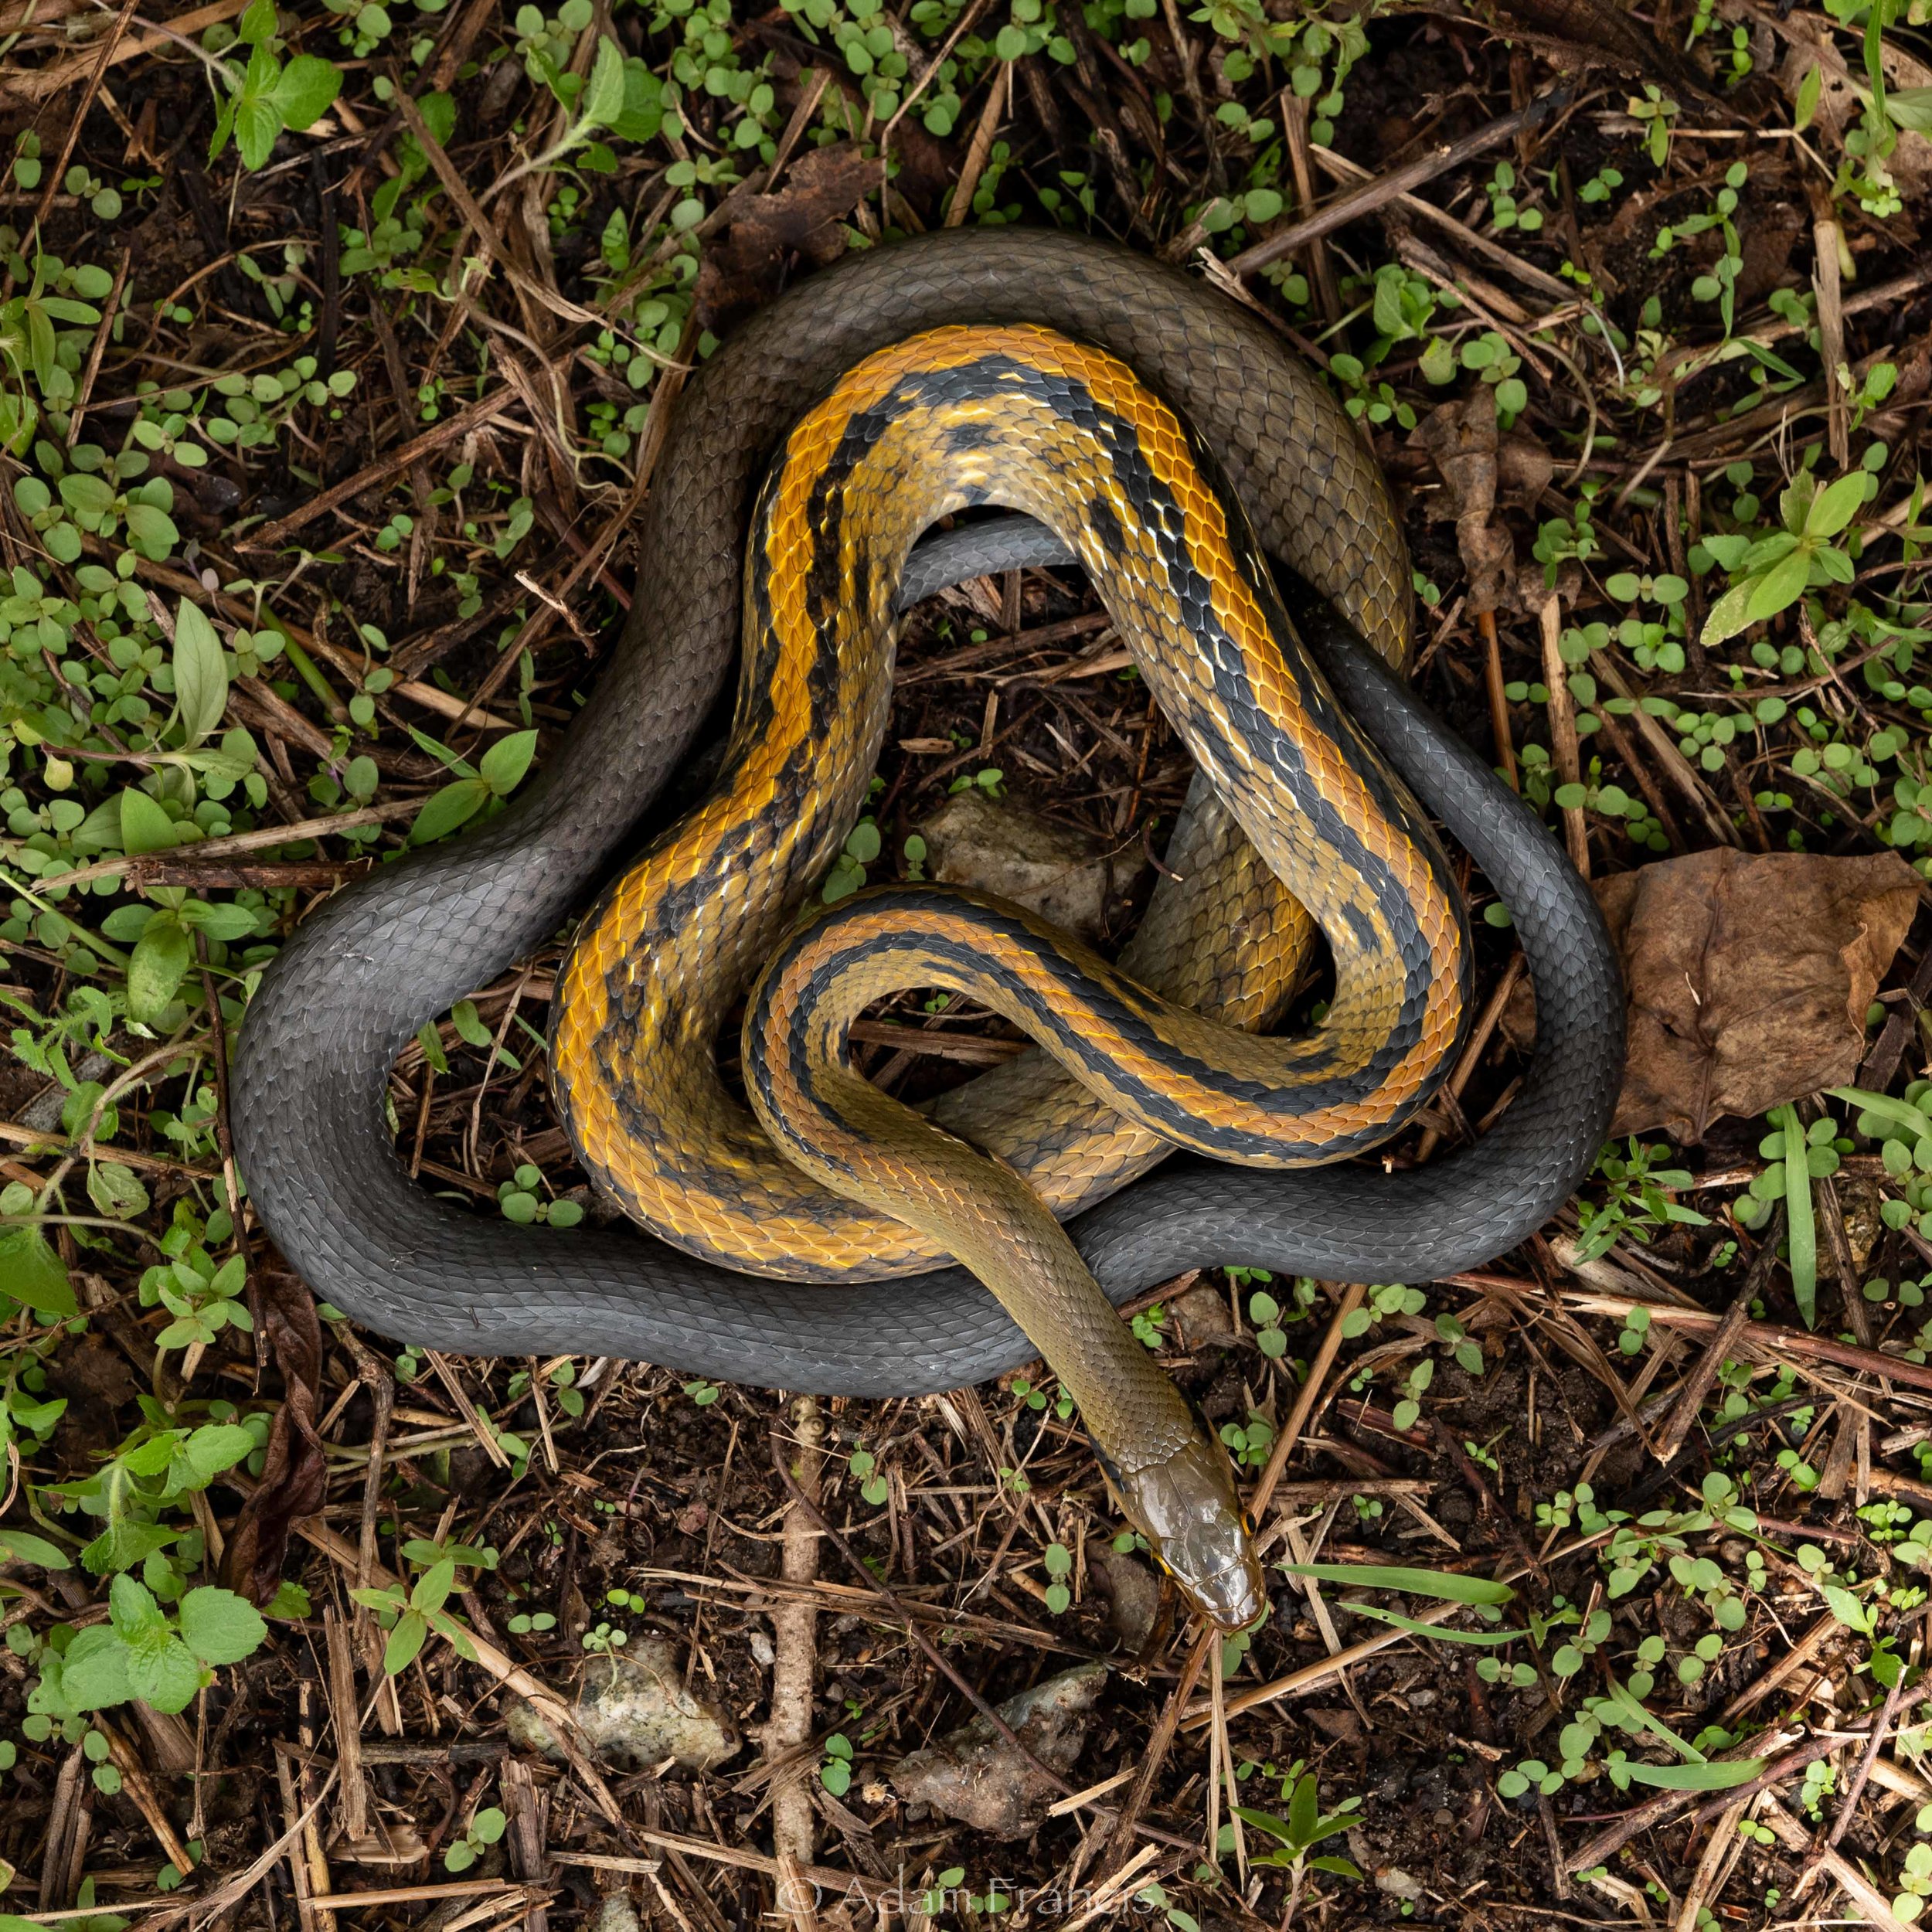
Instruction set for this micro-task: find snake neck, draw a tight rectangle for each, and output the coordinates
[755,1056,1265,1630]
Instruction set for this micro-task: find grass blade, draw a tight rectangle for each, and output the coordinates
[1349,1604,1528,1644]
[1280,1563,1515,1607]
[1619,1757,1765,1791]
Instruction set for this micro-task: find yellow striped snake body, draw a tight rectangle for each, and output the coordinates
[552,328,1473,1624]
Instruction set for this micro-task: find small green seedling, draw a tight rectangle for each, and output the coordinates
[445,1805,506,1872]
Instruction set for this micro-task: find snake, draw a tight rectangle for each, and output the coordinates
[230,229,1624,1628]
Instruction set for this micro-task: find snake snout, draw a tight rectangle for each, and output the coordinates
[1121,1437,1267,1632]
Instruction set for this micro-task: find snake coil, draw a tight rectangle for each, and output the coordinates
[230,230,1623,1390]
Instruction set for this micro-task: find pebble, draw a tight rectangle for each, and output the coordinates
[888,1662,1107,1838]
[915,790,1145,942]
[505,1637,739,1772]
[591,1896,641,1932]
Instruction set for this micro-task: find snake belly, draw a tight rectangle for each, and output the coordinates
[228,229,1623,1413]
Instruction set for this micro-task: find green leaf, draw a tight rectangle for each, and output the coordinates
[1289,1772,1318,1846]
[119,787,178,855]
[1618,1757,1765,1791]
[1888,85,1932,132]
[109,1573,168,1638]
[614,60,663,143]
[233,94,284,172]
[1807,471,1869,538]
[1821,1581,1872,1634]
[581,35,626,128]
[478,730,536,794]
[1279,1563,1514,1606]
[239,0,277,42]
[1832,1087,1932,1141]
[0,1227,77,1318]
[1700,577,1757,646]
[412,777,491,843]
[424,1607,478,1662]
[87,1161,149,1220]
[1744,546,1811,624]
[172,600,230,747]
[122,501,180,557]
[1234,1806,1298,1845]
[1349,1605,1529,1644]
[1794,62,1823,130]
[383,1609,429,1675]
[124,1628,202,1713]
[412,1557,457,1615]
[59,1625,133,1710]
[272,55,343,131]
[0,1528,71,1568]
[269,1580,311,1620]
[178,1586,268,1666]
[182,1423,256,1486]
[1773,1103,1817,1328]
[80,1518,175,1577]
[417,90,457,145]
[128,913,193,1025]
[58,472,114,519]
[208,95,240,165]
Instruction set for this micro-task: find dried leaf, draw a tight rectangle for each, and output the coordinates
[1412,388,1511,614]
[1508,849,1920,1143]
[696,144,884,330]
[1475,0,1713,100]
[222,1269,327,1607]
[1410,393,1560,614]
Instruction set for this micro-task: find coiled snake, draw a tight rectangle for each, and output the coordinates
[231,230,1623,1628]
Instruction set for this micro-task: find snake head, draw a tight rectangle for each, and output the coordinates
[1104,1437,1267,1633]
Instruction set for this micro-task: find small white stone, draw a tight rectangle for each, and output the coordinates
[505,1637,739,1771]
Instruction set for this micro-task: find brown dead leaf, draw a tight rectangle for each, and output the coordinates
[1475,0,1714,100]
[695,143,883,331]
[1747,0,1932,212]
[1496,433,1556,506]
[1412,388,1510,614]
[1505,849,1920,1143]
[1409,389,1561,614]
[222,1269,327,1607]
